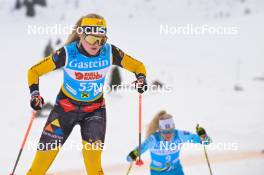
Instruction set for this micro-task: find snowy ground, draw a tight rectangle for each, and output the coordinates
[1,0,264,174]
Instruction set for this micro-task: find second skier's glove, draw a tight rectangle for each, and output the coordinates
[196,125,207,137]
[127,149,138,162]
[135,74,147,94]
[196,125,212,144]
[30,91,44,111]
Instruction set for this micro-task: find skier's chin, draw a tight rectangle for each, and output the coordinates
[162,134,173,141]
[88,48,100,55]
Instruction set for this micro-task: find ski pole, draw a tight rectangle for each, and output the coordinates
[10,111,37,175]
[136,93,144,166]
[126,162,133,175]
[196,124,213,175]
[203,145,213,175]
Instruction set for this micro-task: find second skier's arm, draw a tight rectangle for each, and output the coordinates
[127,135,155,162]
[178,128,212,145]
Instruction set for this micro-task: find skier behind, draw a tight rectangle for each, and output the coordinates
[127,110,212,175]
[27,13,147,175]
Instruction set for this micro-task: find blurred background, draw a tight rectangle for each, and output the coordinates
[1,0,264,174]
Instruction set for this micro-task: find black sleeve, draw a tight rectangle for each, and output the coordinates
[111,44,124,67]
[52,47,66,69]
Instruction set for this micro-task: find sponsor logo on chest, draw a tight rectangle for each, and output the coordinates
[75,72,103,80]
[68,58,109,69]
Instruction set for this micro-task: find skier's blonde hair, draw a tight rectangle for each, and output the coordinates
[65,13,105,45]
[146,110,173,138]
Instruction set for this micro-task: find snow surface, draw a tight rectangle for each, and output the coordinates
[0,0,264,174]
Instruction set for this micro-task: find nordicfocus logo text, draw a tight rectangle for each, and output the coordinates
[27,24,107,35]
[76,26,107,35]
[160,24,238,35]
[69,59,109,69]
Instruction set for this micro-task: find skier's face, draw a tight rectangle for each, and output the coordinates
[80,34,105,55]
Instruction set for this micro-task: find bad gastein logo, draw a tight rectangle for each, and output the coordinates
[69,59,109,69]
[75,72,103,80]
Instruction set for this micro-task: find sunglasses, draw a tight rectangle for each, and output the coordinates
[160,129,174,134]
[84,34,107,46]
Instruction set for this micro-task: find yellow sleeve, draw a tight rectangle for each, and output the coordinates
[111,44,147,77]
[28,55,56,87]
[120,54,147,76]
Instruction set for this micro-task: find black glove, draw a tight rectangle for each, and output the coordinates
[196,125,207,137]
[30,91,44,111]
[196,124,212,144]
[127,149,138,162]
[135,74,147,94]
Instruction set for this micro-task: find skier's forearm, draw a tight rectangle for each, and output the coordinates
[178,130,202,144]
[127,141,150,162]
[138,135,155,154]
[191,134,203,144]
[111,44,146,77]
[28,55,56,94]
[185,133,212,145]
[121,54,147,77]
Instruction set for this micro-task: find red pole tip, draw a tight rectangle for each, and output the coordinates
[136,159,144,166]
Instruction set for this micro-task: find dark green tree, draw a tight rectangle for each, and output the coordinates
[24,0,35,17]
[33,0,47,7]
[44,39,54,57]
[15,0,22,9]
[109,66,122,91]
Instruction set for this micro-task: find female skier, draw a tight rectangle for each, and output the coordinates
[127,110,211,175]
[27,13,147,175]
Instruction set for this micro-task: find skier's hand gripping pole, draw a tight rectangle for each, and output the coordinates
[10,111,37,175]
